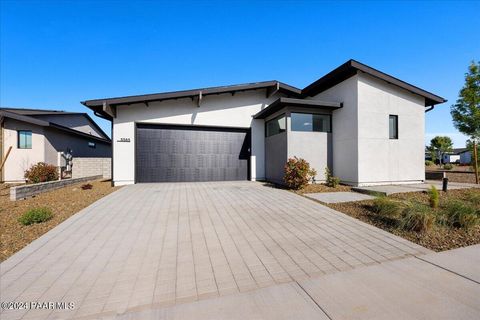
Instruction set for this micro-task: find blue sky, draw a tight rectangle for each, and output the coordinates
[1,0,479,146]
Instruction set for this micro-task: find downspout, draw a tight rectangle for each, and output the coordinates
[425,105,435,113]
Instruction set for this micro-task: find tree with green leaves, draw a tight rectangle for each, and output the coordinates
[451,61,480,184]
[427,136,453,165]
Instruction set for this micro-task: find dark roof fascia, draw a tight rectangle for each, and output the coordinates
[302,60,447,106]
[0,110,50,126]
[30,112,110,140]
[0,108,80,115]
[49,123,111,144]
[253,97,342,119]
[1,110,111,143]
[81,81,302,109]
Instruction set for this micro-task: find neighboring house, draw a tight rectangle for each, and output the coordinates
[0,108,111,183]
[442,148,467,164]
[459,149,472,165]
[82,59,446,186]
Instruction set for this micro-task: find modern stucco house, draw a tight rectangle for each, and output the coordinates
[82,59,446,186]
[0,108,111,182]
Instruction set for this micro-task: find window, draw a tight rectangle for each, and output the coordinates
[17,130,32,149]
[265,115,286,137]
[389,115,398,139]
[88,142,96,148]
[291,113,331,132]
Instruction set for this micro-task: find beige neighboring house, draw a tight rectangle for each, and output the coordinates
[0,108,111,183]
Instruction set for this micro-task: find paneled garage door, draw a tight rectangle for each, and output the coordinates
[135,124,250,182]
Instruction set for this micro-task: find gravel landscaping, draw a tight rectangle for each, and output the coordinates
[0,179,120,261]
[294,183,351,194]
[327,188,480,252]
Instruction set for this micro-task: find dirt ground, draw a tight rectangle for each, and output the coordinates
[328,188,480,252]
[0,180,120,261]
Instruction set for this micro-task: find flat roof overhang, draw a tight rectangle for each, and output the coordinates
[253,97,342,119]
[82,81,302,120]
[302,60,447,107]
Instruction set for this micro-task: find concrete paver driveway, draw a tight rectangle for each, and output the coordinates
[0,182,430,319]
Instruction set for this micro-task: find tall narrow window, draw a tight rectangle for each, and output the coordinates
[18,130,32,149]
[389,115,398,139]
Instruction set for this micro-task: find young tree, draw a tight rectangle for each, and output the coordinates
[451,61,480,184]
[427,136,453,165]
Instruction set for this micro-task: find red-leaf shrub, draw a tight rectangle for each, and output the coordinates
[283,157,316,190]
[24,162,58,183]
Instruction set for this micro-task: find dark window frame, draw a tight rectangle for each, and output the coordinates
[290,112,332,133]
[265,114,286,137]
[17,130,32,149]
[389,115,398,139]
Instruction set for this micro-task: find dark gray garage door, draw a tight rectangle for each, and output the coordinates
[135,124,250,182]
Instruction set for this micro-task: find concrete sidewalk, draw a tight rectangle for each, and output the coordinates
[353,180,478,196]
[115,245,480,320]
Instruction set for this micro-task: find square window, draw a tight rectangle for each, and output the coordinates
[17,130,32,149]
[389,115,398,139]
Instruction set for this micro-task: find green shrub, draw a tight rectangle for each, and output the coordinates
[372,197,404,217]
[24,162,58,183]
[427,185,439,208]
[18,208,53,226]
[442,200,479,229]
[400,202,435,232]
[283,157,316,190]
[324,167,340,188]
[443,163,453,170]
[425,160,434,166]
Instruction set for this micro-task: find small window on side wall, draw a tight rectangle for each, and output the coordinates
[17,130,32,149]
[389,115,398,139]
[88,142,96,148]
[265,115,286,137]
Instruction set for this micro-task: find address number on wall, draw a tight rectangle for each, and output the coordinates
[117,138,131,142]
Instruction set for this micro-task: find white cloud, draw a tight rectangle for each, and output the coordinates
[425,132,469,148]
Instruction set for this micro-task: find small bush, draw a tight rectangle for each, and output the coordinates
[18,208,53,226]
[372,197,404,217]
[442,200,479,229]
[443,163,453,170]
[427,185,439,208]
[24,162,58,183]
[81,183,93,190]
[425,160,434,166]
[283,157,316,190]
[400,202,435,232]
[324,167,340,188]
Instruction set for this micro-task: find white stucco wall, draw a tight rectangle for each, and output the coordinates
[356,73,425,185]
[310,75,359,183]
[112,90,278,185]
[2,119,46,182]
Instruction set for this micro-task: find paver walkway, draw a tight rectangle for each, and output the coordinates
[0,182,430,319]
[107,245,480,320]
[305,191,375,203]
[353,180,479,196]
